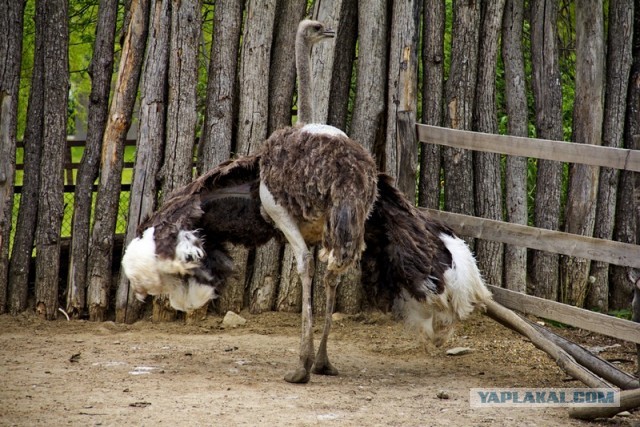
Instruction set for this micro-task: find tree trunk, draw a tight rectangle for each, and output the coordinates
[197,0,244,315]
[588,0,633,311]
[309,0,343,124]
[67,0,118,318]
[198,0,243,171]
[216,244,249,314]
[350,0,388,162]
[443,0,480,223]
[87,0,149,321]
[501,0,528,293]
[418,0,445,209]
[160,0,200,196]
[256,0,306,315]
[611,4,640,310]
[385,0,421,200]
[473,0,505,288]
[528,0,564,301]
[2,0,27,314]
[34,0,69,320]
[115,0,171,324]
[326,0,357,131]
[268,0,306,134]
[152,0,201,322]
[231,0,276,314]
[562,0,604,307]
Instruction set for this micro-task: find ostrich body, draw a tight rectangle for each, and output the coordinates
[122,19,491,385]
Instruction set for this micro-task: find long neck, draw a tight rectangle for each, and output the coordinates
[295,36,313,125]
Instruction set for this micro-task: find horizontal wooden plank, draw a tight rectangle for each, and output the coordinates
[417,124,640,172]
[422,208,640,269]
[488,285,640,344]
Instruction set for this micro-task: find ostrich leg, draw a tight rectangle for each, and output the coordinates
[313,269,340,376]
[259,183,315,383]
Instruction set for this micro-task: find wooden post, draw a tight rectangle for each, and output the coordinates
[87,0,149,321]
[484,299,610,389]
[569,389,640,420]
[527,318,639,389]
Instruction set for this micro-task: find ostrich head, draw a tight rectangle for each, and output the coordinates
[296,19,335,45]
[295,19,335,124]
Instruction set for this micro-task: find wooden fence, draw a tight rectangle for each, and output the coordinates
[10,125,640,343]
[417,124,640,345]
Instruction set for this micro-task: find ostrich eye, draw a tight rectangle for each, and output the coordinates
[314,24,322,31]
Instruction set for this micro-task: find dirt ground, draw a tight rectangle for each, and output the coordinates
[1,309,639,426]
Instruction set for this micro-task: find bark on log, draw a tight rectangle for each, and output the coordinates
[350,0,388,160]
[526,319,639,390]
[562,0,605,307]
[34,0,69,319]
[443,0,479,223]
[484,299,610,389]
[234,0,276,315]
[153,0,201,322]
[115,0,170,324]
[67,0,118,318]
[501,0,528,293]
[473,0,505,288]
[418,0,445,209]
[385,0,421,200]
[569,389,640,420]
[87,0,149,321]
[1,0,26,313]
[198,0,243,171]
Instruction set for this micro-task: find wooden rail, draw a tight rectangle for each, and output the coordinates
[417,124,640,172]
[417,125,640,343]
[423,209,640,269]
[488,285,640,344]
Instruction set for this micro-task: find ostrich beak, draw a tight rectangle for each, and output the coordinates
[323,28,336,38]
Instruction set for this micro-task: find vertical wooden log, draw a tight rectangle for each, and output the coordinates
[0,0,25,313]
[198,0,244,171]
[350,0,388,159]
[473,0,505,288]
[443,0,480,223]
[198,0,244,315]
[418,0,445,209]
[152,0,201,322]
[115,0,171,324]
[8,0,43,315]
[67,0,118,318]
[529,0,564,301]
[588,0,633,310]
[326,0,357,131]
[216,245,249,314]
[562,0,604,307]
[310,0,342,124]
[501,0,529,292]
[34,0,69,319]
[87,0,149,321]
[234,0,276,314]
[385,0,421,200]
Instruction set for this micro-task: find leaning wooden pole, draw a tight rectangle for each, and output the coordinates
[527,318,639,389]
[484,299,610,389]
[569,389,640,420]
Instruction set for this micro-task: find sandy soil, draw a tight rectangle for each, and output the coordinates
[1,310,638,426]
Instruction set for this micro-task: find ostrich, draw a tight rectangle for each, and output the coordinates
[124,19,379,384]
[122,19,491,384]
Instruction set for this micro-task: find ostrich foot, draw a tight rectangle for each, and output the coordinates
[312,361,339,376]
[284,367,311,384]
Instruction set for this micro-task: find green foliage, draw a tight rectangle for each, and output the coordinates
[607,309,632,321]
